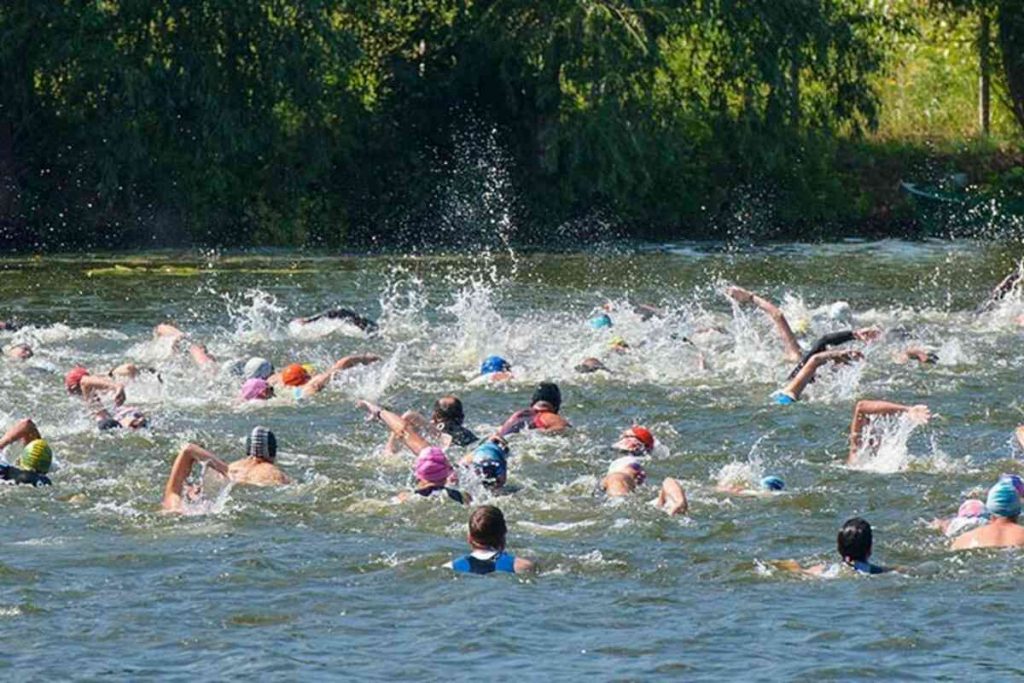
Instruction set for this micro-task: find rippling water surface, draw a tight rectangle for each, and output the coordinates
[3,241,1024,679]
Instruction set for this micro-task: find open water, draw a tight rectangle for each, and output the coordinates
[2,241,1024,679]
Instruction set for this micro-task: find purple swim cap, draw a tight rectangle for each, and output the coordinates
[958,498,987,518]
[415,447,453,485]
[240,378,271,401]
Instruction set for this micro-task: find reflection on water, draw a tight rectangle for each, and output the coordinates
[1,242,1024,677]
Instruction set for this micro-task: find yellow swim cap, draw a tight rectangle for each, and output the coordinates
[301,363,316,376]
[792,319,810,335]
[19,439,52,474]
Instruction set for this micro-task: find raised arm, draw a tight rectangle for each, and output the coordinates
[303,354,381,396]
[161,443,230,511]
[356,400,430,455]
[0,418,42,450]
[781,349,863,401]
[80,374,126,407]
[848,400,930,463]
[978,268,1023,312]
[726,286,802,362]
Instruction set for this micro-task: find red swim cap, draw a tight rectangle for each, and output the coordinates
[629,426,655,452]
[64,366,90,394]
[281,363,310,387]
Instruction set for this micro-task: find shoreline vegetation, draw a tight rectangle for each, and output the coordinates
[1,1,1022,250]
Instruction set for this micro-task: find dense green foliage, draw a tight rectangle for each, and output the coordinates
[1,0,1022,249]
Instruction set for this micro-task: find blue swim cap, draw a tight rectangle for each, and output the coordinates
[480,355,511,375]
[761,475,785,491]
[589,314,613,329]
[472,442,508,484]
[987,480,1021,518]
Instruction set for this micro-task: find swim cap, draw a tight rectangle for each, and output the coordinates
[64,366,90,394]
[241,378,271,401]
[575,357,610,374]
[415,447,453,485]
[531,382,562,412]
[480,355,511,375]
[612,426,655,454]
[958,498,987,518]
[999,473,1024,498]
[589,314,613,330]
[792,319,810,335]
[761,475,785,491]
[245,426,277,461]
[472,442,508,485]
[986,480,1021,518]
[301,363,316,376]
[19,439,52,474]
[281,363,310,387]
[243,357,274,380]
[607,455,646,485]
[609,336,629,350]
[628,426,654,452]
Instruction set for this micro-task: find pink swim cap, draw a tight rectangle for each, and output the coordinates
[958,498,987,518]
[415,447,453,485]
[240,378,271,401]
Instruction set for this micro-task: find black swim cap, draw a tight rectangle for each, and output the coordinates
[245,426,278,462]
[532,382,562,412]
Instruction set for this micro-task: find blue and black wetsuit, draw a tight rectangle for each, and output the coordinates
[0,465,51,487]
[452,551,517,575]
[415,484,466,504]
[847,559,887,575]
[787,330,857,380]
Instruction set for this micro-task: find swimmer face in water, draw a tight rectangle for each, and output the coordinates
[4,343,33,360]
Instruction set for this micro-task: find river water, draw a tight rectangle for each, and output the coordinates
[2,241,1024,679]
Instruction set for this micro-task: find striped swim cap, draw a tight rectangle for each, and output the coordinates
[245,426,277,462]
[19,439,53,474]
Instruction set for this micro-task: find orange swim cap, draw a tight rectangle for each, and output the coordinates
[281,363,310,387]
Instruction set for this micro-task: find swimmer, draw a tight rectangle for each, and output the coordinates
[589,313,613,330]
[725,285,803,362]
[611,425,655,456]
[718,475,786,495]
[0,418,54,486]
[95,405,149,431]
[469,355,513,385]
[602,456,688,516]
[0,318,22,331]
[977,265,1023,313]
[385,395,478,452]
[792,517,889,576]
[460,436,510,493]
[930,498,989,537]
[785,328,881,380]
[575,357,611,374]
[450,505,535,574]
[848,400,931,464]
[951,480,1024,550]
[608,336,630,353]
[771,349,863,405]
[4,343,33,361]
[65,365,127,407]
[293,307,378,334]
[161,426,289,512]
[270,353,380,398]
[153,323,217,368]
[240,377,274,401]
[498,382,571,436]
[894,347,939,365]
[356,400,470,504]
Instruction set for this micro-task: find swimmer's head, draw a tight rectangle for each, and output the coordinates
[607,455,646,485]
[114,406,148,429]
[472,439,509,489]
[415,447,453,486]
[245,426,277,462]
[480,355,511,375]
[609,336,629,352]
[999,473,1024,499]
[589,313,613,330]
[221,358,246,377]
[468,505,507,551]
[531,382,562,413]
[760,475,785,491]
[4,343,33,360]
[958,498,988,518]
[987,480,1021,519]
[828,301,853,324]
[241,378,273,401]
[837,517,872,563]
[575,357,610,374]
[612,426,654,455]
[64,366,90,395]
[792,318,810,335]
[301,363,316,376]
[281,363,310,387]
[243,357,274,381]
[432,395,465,426]
[19,439,52,474]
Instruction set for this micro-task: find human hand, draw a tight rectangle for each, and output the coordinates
[725,286,753,303]
[906,404,931,425]
[853,327,882,342]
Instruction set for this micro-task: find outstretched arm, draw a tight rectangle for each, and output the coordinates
[848,400,930,463]
[978,268,1023,312]
[303,354,381,396]
[781,349,863,401]
[154,324,215,367]
[356,400,430,455]
[80,375,126,407]
[161,443,229,511]
[0,418,42,450]
[726,286,802,362]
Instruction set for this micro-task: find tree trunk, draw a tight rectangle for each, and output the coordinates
[979,11,991,136]
[998,0,1024,133]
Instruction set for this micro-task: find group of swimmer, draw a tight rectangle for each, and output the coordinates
[6,271,1024,577]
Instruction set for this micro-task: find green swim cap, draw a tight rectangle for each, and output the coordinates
[19,439,52,474]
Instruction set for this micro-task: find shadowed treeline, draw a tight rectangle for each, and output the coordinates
[1,1,1022,249]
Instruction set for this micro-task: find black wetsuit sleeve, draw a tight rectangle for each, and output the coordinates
[0,465,50,486]
[787,330,856,380]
